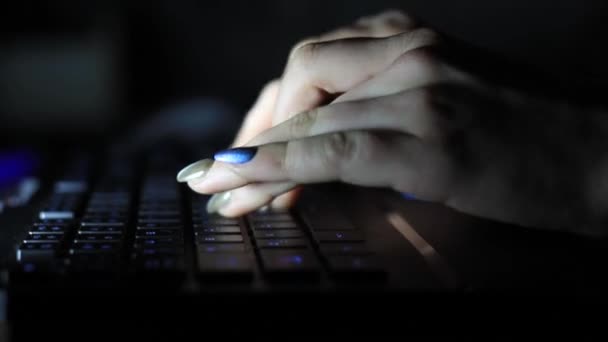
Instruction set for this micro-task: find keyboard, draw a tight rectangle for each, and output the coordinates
[10,151,388,288]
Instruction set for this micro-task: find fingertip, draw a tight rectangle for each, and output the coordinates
[270,189,301,209]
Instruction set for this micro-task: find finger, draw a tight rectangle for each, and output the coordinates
[232,79,280,146]
[293,9,416,54]
[269,187,302,209]
[248,88,438,147]
[356,9,417,32]
[207,182,297,217]
[272,28,440,126]
[189,131,445,201]
[336,49,474,104]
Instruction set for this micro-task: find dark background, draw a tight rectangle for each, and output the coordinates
[1,0,607,144]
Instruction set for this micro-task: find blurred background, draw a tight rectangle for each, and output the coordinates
[0,0,607,146]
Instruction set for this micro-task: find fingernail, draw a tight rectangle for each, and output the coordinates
[176,159,214,183]
[206,191,232,214]
[401,192,417,200]
[214,147,257,164]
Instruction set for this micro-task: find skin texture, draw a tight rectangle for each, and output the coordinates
[180,10,608,236]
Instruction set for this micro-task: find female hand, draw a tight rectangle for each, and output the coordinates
[178,10,608,236]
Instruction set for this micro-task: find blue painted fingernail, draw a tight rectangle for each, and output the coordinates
[213,147,258,164]
[401,192,417,200]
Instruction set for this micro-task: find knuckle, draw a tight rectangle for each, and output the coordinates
[289,108,319,137]
[395,27,440,51]
[322,131,369,171]
[288,41,321,68]
[395,47,441,78]
[411,27,440,45]
[413,85,467,139]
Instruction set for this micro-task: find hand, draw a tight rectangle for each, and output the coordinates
[224,9,429,208]
[178,10,607,236]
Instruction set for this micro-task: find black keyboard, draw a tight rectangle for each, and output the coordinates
[11,153,387,287]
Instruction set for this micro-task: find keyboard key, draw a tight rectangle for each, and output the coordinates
[137,223,183,230]
[197,244,247,253]
[74,234,122,243]
[256,238,308,249]
[132,246,184,256]
[79,226,123,234]
[138,218,182,225]
[84,207,128,214]
[135,229,183,237]
[253,230,304,239]
[313,231,364,243]
[319,243,372,256]
[139,204,180,212]
[326,256,386,279]
[300,208,355,231]
[194,225,241,234]
[17,243,59,261]
[198,254,253,279]
[82,214,128,223]
[259,250,320,278]
[24,233,64,243]
[197,235,243,243]
[81,219,124,227]
[134,255,185,272]
[30,225,68,234]
[69,242,121,254]
[34,219,71,226]
[134,235,183,244]
[249,214,294,222]
[251,222,299,230]
[39,210,74,220]
[194,217,239,226]
[134,237,183,249]
[137,210,181,216]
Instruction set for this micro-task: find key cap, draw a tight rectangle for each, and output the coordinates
[326,256,386,280]
[253,230,304,239]
[259,250,320,278]
[54,180,88,194]
[138,218,182,225]
[194,225,241,234]
[69,242,121,254]
[134,255,185,272]
[194,217,240,226]
[79,226,123,234]
[313,231,364,243]
[135,229,182,237]
[24,233,64,243]
[39,210,74,220]
[137,210,181,216]
[34,219,71,226]
[251,222,299,230]
[300,208,355,231]
[249,214,294,222]
[197,244,247,253]
[319,243,372,256]
[29,225,67,234]
[17,243,59,261]
[198,254,253,279]
[197,235,243,243]
[74,234,122,243]
[256,238,308,249]
[132,246,184,256]
[137,223,183,230]
[134,237,184,248]
[81,219,124,227]
[82,213,127,221]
